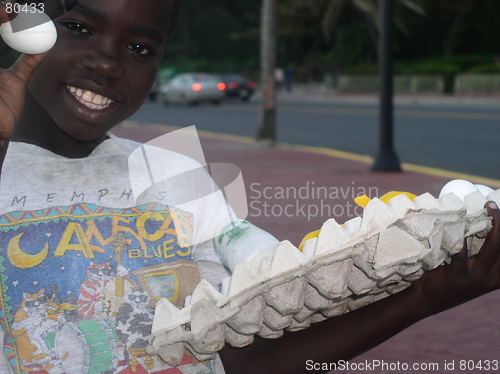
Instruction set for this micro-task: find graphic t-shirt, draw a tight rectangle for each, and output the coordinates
[0,136,228,374]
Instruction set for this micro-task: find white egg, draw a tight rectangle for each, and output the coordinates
[439,179,478,201]
[0,8,57,54]
[475,184,494,198]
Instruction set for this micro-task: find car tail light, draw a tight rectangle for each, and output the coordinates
[217,82,227,91]
[192,83,202,92]
[247,81,257,89]
[229,82,239,89]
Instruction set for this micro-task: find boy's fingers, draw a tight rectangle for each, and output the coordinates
[485,200,499,219]
[484,201,500,240]
[454,238,468,265]
[0,1,16,24]
[8,52,48,84]
[0,2,8,23]
[475,201,500,266]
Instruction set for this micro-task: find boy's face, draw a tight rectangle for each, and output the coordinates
[27,0,175,141]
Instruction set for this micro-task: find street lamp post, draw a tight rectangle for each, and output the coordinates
[372,0,401,171]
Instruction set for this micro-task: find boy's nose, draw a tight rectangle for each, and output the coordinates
[80,51,125,81]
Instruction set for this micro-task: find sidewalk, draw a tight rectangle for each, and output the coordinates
[114,122,500,373]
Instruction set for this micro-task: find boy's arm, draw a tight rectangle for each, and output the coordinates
[0,2,47,176]
[219,202,500,374]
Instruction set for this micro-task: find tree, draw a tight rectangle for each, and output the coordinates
[321,0,426,56]
[256,0,277,143]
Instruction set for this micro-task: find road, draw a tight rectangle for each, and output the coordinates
[129,99,500,180]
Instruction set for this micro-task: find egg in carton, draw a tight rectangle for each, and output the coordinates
[150,184,498,361]
[488,189,500,207]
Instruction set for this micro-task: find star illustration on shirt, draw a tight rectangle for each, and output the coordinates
[33,281,39,286]
[46,232,52,237]
[12,280,19,287]
[60,266,66,271]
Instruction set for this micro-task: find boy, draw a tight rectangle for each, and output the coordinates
[0,1,499,373]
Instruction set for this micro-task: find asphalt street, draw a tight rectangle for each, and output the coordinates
[129,99,500,180]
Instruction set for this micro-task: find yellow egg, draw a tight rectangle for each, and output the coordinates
[354,191,417,208]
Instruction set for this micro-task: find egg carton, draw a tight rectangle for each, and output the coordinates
[148,190,498,365]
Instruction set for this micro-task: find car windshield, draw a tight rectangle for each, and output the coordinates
[191,74,218,83]
[219,74,245,83]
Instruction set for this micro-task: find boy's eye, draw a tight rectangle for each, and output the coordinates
[62,22,91,35]
[127,43,153,56]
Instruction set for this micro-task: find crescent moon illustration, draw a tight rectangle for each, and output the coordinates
[7,233,49,269]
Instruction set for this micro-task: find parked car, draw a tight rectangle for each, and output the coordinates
[217,74,256,101]
[159,73,227,105]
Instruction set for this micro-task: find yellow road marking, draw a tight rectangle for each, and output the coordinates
[121,121,500,188]
[283,106,500,121]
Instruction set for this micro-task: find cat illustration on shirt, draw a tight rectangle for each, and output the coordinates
[11,289,65,373]
[76,261,115,318]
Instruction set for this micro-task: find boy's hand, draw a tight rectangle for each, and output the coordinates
[414,201,500,316]
[0,1,48,166]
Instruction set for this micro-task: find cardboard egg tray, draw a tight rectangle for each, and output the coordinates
[147,190,499,365]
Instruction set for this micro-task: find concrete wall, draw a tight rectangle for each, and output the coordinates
[455,74,500,94]
[337,75,444,94]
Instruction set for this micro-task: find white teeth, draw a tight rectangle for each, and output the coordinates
[92,95,103,105]
[82,91,92,102]
[66,85,114,111]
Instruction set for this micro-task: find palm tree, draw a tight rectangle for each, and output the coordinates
[257,0,278,142]
[321,0,426,47]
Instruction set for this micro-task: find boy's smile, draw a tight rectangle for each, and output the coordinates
[15,0,177,156]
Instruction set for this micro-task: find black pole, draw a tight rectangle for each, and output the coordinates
[372,0,401,171]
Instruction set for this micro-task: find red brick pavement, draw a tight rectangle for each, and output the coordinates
[112,123,500,374]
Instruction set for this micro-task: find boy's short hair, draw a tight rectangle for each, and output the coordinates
[168,0,182,38]
[51,0,182,39]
